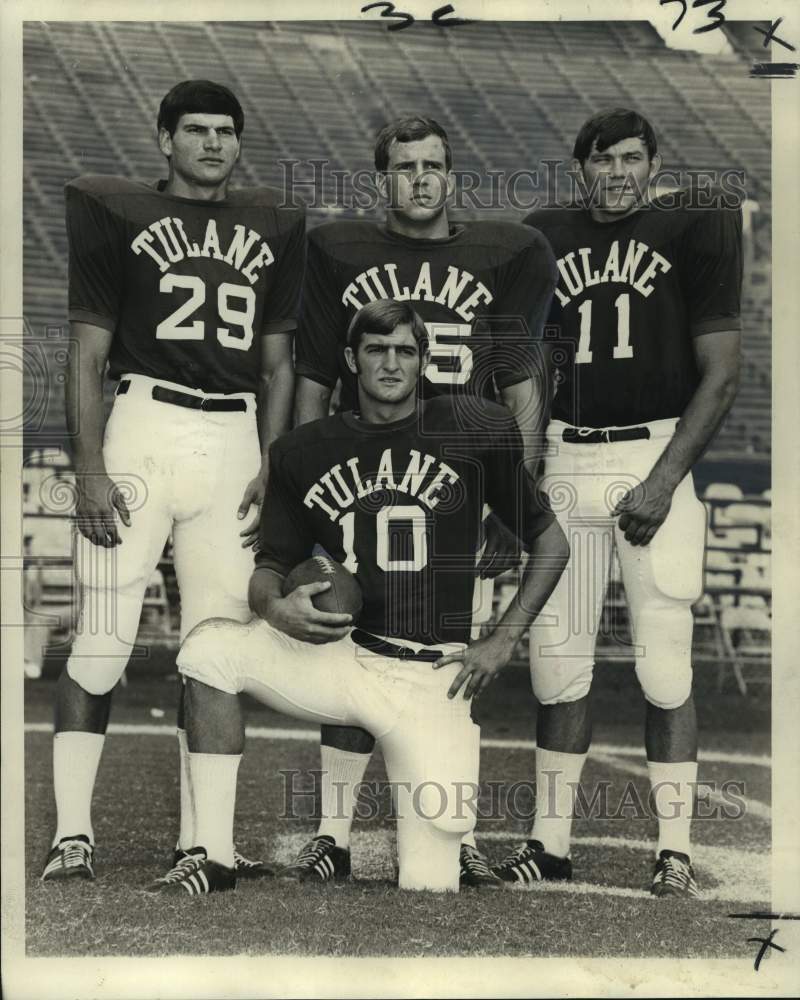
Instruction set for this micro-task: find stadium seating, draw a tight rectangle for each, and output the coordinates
[20,22,772,683]
[22,19,771,457]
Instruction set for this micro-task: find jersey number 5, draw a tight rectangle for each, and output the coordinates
[575,293,632,364]
[424,321,473,385]
[340,506,428,573]
[156,274,256,351]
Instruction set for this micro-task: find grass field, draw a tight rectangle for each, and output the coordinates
[23,650,771,958]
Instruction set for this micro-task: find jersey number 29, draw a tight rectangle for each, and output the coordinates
[156,274,256,350]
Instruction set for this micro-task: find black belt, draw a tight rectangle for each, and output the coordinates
[116,379,247,412]
[562,425,650,444]
[351,629,444,663]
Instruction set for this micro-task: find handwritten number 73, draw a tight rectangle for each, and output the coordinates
[660,0,726,34]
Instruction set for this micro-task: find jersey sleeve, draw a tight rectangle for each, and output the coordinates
[255,440,316,575]
[489,229,558,390]
[483,415,555,549]
[65,180,125,332]
[681,207,743,337]
[261,209,306,335]
[294,229,347,387]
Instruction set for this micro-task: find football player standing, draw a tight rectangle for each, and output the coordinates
[492,108,742,897]
[289,115,557,886]
[40,81,304,884]
[161,298,569,895]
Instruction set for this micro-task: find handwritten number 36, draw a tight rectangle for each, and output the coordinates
[360,2,468,31]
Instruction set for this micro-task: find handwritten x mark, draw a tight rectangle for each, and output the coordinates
[754,18,797,52]
[747,929,786,971]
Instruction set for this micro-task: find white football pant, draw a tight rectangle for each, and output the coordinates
[530,418,706,710]
[178,619,480,892]
[67,374,260,696]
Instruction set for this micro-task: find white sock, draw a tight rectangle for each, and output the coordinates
[176,729,196,851]
[461,830,477,849]
[316,746,371,849]
[188,752,240,869]
[648,759,698,858]
[52,731,105,846]
[530,746,588,858]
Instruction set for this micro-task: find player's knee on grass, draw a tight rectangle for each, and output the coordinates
[531,656,594,706]
[633,603,694,710]
[177,617,252,696]
[396,812,464,893]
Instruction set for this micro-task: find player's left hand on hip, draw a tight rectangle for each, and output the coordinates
[237,474,265,548]
[434,637,508,700]
[612,477,673,547]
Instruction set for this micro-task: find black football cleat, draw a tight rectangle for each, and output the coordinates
[171,846,273,880]
[650,849,700,899]
[148,851,236,895]
[149,846,208,892]
[459,845,503,889]
[41,835,95,882]
[278,835,351,883]
[492,839,572,885]
[233,849,274,879]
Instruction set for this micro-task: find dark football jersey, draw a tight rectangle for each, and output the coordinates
[295,220,557,409]
[66,175,305,394]
[257,398,555,645]
[525,196,742,427]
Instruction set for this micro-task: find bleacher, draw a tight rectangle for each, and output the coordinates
[22,20,771,455]
[20,21,772,680]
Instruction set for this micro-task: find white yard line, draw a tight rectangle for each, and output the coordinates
[23,721,770,768]
[592,751,772,822]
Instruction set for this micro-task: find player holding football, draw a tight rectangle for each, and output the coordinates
[40,81,304,884]
[491,109,742,897]
[162,298,569,895]
[289,115,557,886]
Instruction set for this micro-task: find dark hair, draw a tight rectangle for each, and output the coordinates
[572,108,657,164]
[157,80,244,138]
[374,115,452,172]
[346,299,429,357]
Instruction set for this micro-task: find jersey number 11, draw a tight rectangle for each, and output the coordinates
[575,293,633,364]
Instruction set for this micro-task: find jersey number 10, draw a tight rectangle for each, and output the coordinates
[339,506,428,574]
[575,293,633,364]
[156,274,256,350]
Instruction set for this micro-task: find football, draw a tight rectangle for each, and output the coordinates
[282,554,363,619]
